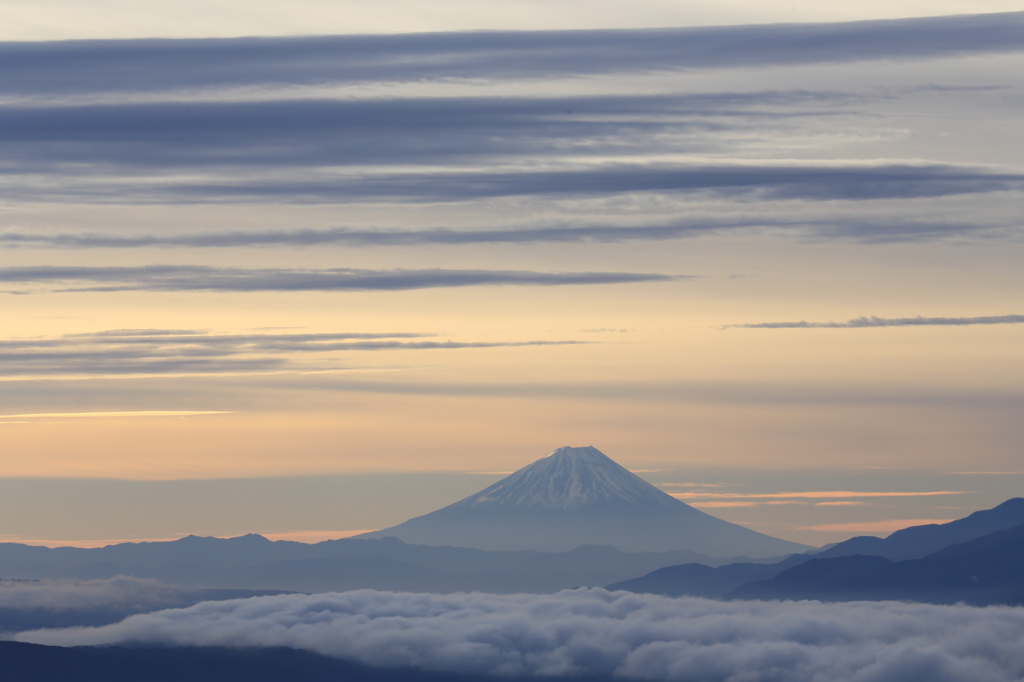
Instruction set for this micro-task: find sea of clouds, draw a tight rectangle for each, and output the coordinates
[12,587,1024,681]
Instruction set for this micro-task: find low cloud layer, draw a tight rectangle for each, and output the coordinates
[17,589,1024,681]
[0,265,672,294]
[733,314,1024,329]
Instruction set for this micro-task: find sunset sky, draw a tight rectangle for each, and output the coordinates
[1,0,1022,547]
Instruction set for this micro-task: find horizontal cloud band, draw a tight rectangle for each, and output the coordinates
[668,490,967,499]
[17,588,1024,681]
[3,12,1024,96]
[0,265,674,293]
[0,216,1000,249]
[0,91,839,168]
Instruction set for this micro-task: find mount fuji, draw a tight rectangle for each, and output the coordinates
[358,446,811,557]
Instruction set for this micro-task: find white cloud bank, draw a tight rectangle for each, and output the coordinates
[16,588,1024,681]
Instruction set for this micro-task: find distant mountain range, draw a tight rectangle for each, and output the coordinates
[0,445,812,594]
[730,516,1024,604]
[0,535,759,595]
[358,446,811,556]
[5,448,1018,608]
[609,498,1024,606]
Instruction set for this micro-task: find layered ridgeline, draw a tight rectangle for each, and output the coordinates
[609,498,1024,606]
[358,446,810,557]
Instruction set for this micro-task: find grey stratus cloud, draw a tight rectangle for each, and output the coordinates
[734,314,1024,328]
[0,265,672,293]
[18,589,1024,681]
[2,12,1023,96]
[0,329,584,378]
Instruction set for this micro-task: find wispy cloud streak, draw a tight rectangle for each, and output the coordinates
[801,519,956,533]
[307,163,1020,203]
[0,411,230,419]
[732,314,1024,329]
[0,265,673,293]
[6,162,1015,204]
[0,224,725,249]
[669,490,967,499]
[0,329,584,378]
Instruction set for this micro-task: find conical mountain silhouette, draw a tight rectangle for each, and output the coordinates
[359,446,810,557]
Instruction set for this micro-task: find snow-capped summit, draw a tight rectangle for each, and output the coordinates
[358,446,811,557]
[456,445,680,511]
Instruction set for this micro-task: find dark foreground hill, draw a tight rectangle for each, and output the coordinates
[609,498,1024,604]
[1,642,607,682]
[360,446,810,556]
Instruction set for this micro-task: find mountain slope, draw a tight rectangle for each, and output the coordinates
[358,446,811,557]
[727,521,1024,605]
[813,497,1024,561]
[606,560,792,598]
[607,499,1024,600]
